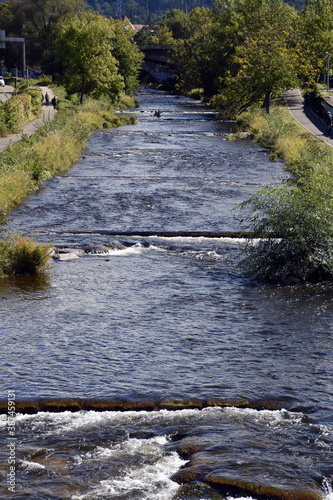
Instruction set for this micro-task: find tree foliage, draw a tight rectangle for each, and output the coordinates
[53,12,142,102]
[300,0,333,81]
[240,169,333,283]
[0,0,88,70]
[222,0,302,114]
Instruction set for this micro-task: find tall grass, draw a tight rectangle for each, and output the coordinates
[0,96,137,214]
[0,91,137,277]
[0,234,50,277]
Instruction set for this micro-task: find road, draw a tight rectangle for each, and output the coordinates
[284,88,333,147]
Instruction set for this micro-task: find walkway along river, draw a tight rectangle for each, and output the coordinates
[0,90,332,499]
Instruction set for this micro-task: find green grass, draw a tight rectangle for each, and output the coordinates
[0,89,137,277]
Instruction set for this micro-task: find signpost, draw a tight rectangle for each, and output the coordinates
[0,32,26,79]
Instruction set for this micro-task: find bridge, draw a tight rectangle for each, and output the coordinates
[139,45,175,85]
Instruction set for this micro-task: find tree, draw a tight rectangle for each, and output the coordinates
[170,7,215,94]
[54,12,124,103]
[111,19,144,95]
[220,0,305,114]
[300,0,333,82]
[0,0,88,71]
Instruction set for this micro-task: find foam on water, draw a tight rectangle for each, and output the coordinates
[0,406,305,433]
[75,435,169,463]
[323,478,333,500]
[20,459,46,471]
[72,435,186,500]
[104,243,166,257]
[222,406,304,427]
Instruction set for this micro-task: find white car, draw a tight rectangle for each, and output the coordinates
[0,76,5,86]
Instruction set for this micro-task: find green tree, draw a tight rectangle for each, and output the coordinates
[0,0,88,71]
[171,7,215,94]
[300,0,333,82]
[54,12,124,103]
[219,0,310,114]
[111,19,144,94]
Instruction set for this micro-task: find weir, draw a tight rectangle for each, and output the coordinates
[1,90,332,500]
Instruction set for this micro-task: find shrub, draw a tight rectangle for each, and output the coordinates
[240,170,333,284]
[118,95,137,109]
[38,75,53,85]
[0,233,50,277]
[3,96,26,133]
[238,105,333,284]
[24,87,43,117]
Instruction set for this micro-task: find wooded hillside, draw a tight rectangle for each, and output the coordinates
[87,0,305,24]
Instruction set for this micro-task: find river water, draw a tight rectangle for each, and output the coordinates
[0,90,332,499]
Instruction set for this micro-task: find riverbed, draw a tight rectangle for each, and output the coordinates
[0,90,332,499]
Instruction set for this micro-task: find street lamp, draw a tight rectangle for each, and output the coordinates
[325,52,331,92]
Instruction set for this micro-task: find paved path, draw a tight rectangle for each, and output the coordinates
[0,85,57,152]
[283,88,333,147]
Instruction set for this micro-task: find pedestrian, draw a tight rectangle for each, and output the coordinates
[325,111,333,136]
[51,96,57,110]
[45,92,50,106]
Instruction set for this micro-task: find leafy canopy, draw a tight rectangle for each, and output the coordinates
[54,12,125,103]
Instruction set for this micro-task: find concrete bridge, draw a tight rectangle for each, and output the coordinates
[139,45,175,85]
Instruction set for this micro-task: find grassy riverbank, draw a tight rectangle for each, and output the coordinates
[0,95,136,214]
[236,105,333,284]
[0,93,136,277]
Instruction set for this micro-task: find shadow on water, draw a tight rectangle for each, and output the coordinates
[0,273,52,298]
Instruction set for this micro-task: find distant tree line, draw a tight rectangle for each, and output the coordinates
[86,0,305,24]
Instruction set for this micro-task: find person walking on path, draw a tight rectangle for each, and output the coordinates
[51,96,57,109]
[0,85,57,153]
[45,92,50,106]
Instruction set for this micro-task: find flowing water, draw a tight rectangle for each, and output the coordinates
[0,90,332,499]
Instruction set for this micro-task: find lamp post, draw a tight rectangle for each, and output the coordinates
[325,52,331,92]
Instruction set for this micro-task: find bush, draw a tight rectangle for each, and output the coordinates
[238,105,333,284]
[38,75,53,85]
[240,172,333,283]
[0,233,50,277]
[24,87,43,116]
[3,96,26,133]
[0,88,43,137]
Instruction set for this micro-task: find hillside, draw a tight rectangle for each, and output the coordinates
[87,0,305,24]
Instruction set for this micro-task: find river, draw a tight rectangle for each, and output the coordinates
[0,90,332,499]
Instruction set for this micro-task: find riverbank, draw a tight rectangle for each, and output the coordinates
[0,85,57,152]
[235,100,333,283]
[0,94,136,215]
[0,93,136,277]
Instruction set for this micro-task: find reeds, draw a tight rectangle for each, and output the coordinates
[0,234,50,277]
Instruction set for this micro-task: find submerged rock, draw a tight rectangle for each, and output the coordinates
[204,475,323,500]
